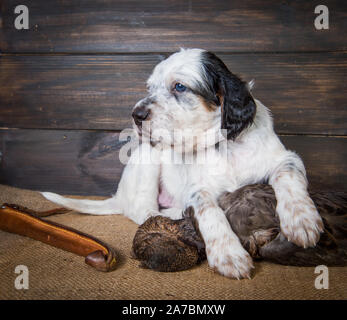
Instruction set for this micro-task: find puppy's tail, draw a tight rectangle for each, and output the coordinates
[41,192,123,215]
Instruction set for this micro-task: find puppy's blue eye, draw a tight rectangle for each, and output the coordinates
[175,83,186,92]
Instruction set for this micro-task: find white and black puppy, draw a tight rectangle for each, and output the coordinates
[43,48,323,279]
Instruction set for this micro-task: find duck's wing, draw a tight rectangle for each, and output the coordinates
[310,191,347,241]
[259,191,347,266]
[219,185,347,266]
[219,184,279,257]
[259,231,347,267]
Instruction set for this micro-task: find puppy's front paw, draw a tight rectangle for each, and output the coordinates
[206,237,254,279]
[279,197,324,248]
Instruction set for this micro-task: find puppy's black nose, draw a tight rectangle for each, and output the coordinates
[132,106,150,126]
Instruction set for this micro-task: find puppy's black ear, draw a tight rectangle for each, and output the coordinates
[201,51,256,140]
[220,76,256,140]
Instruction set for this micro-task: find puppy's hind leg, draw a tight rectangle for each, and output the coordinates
[117,143,162,224]
[42,143,162,224]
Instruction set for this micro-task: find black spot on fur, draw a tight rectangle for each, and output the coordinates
[200,51,256,140]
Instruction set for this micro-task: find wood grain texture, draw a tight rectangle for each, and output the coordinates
[1,0,346,53]
[281,135,347,192]
[0,54,162,130]
[0,129,346,195]
[0,129,126,196]
[1,52,346,135]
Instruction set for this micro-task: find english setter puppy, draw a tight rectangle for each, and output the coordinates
[43,48,323,279]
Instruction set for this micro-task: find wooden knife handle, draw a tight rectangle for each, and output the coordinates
[0,203,117,272]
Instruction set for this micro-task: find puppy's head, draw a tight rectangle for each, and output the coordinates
[132,48,256,147]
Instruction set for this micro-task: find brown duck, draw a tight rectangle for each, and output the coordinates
[132,184,347,272]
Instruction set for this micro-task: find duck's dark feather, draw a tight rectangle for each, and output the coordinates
[132,184,347,271]
[219,184,347,266]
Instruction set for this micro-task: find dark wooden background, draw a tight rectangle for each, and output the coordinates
[0,0,346,195]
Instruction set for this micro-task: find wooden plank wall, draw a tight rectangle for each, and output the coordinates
[0,0,346,195]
